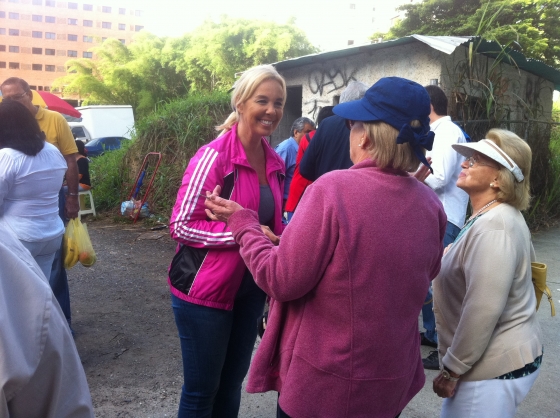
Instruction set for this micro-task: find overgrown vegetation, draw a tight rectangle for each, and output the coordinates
[89,92,231,218]
[52,18,317,118]
[379,0,560,67]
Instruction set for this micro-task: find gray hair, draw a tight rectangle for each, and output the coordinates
[291,117,315,136]
[339,81,369,103]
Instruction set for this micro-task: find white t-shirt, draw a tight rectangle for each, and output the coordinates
[0,222,94,417]
[425,116,469,228]
[0,142,67,242]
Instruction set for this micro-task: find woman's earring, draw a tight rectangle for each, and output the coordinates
[490,183,494,188]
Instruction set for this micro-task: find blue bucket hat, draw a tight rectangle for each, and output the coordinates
[333,77,434,172]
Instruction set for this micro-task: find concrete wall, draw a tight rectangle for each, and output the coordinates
[274,41,554,141]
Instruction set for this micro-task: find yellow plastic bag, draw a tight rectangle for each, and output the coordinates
[64,218,97,268]
[63,219,80,269]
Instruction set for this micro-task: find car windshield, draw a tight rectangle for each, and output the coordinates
[87,138,103,146]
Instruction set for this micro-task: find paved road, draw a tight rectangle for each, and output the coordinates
[239,225,560,417]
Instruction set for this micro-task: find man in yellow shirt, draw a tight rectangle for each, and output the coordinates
[1,77,79,328]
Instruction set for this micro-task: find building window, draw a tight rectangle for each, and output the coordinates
[118,23,125,30]
[9,62,19,69]
[9,45,19,52]
[0,29,6,35]
[45,32,55,39]
[135,10,143,17]
[119,8,126,14]
[32,15,42,22]
[45,0,55,6]
[46,65,55,71]
[0,45,5,51]
[8,0,19,3]
[83,20,93,27]
[83,51,92,58]
[119,39,125,44]
[68,2,78,9]
[44,87,50,91]
[102,6,111,13]
[32,31,43,38]
[32,47,42,54]
[102,22,111,29]
[0,12,5,18]
[0,62,6,69]
[135,25,143,32]
[32,64,42,71]
[32,0,42,4]
[83,3,93,11]
[67,50,77,57]
[9,29,19,36]
[45,48,55,55]
[45,16,55,23]
[83,35,93,42]
[68,34,78,41]
[9,12,19,19]
[68,18,77,25]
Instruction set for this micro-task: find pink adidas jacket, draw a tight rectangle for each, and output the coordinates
[169,124,285,310]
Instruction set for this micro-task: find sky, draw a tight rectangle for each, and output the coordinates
[141,0,412,52]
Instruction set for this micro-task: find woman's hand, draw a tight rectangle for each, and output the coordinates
[204,185,243,223]
[414,156,433,183]
[433,372,458,398]
[261,225,280,245]
[443,243,453,255]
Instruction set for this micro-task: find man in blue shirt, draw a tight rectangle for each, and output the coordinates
[275,117,315,209]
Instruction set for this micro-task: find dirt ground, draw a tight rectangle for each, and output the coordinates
[70,216,276,418]
[70,217,182,417]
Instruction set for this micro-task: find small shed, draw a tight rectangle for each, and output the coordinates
[270,35,560,145]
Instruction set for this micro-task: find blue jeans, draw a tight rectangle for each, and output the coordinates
[422,221,461,343]
[49,188,72,326]
[172,270,266,418]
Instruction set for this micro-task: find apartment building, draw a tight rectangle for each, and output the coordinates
[0,0,144,94]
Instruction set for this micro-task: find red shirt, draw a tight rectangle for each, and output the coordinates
[285,131,315,212]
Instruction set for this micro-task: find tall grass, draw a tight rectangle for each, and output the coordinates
[88,91,231,218]
[526,124,560,230]
[89,140,133,212]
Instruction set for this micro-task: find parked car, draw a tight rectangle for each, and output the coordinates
[84,136,129,157]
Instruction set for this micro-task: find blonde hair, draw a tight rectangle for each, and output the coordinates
[485,129,532,210]
[216,65,287,135]
[363,120,423,172]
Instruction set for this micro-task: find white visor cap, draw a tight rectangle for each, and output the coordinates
[452,139,524,182]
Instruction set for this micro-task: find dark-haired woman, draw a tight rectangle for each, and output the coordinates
[0,100,67,279]
[64,140,91,193]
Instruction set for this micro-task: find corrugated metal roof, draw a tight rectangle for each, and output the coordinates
[272,35,560,90]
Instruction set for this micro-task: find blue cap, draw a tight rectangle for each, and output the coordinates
[333,77,434,172]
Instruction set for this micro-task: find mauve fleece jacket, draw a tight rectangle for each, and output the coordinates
[228,159,447,418]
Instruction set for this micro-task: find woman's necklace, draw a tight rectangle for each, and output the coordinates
[468,199,497,222]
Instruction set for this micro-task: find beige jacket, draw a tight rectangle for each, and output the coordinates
[433,203,542,381]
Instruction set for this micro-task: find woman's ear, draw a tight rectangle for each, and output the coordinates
[491,173,500,189]
[235,101,244,114]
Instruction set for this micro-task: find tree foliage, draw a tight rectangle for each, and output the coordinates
[53,17,317,116]
[381,0,560,67]
[52,33,188,117]
[176,17,318,91]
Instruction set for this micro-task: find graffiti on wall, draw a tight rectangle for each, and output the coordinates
[308,66,358,96]
[304,98,331,120]
[305,65,358,119]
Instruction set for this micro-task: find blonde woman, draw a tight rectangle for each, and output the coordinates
[168,65,286,417]
[432,129,543,417]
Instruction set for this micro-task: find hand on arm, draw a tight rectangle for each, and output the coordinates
[63,153,80,219]
[413,156,432,183]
